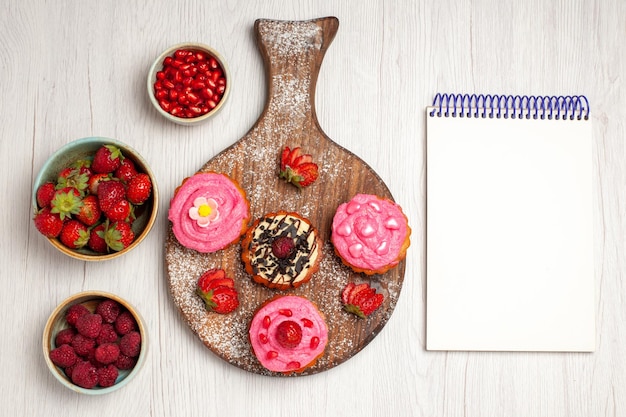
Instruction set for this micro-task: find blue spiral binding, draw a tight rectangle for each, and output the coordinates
[429,93,590,120]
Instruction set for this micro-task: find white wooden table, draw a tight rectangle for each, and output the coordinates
[2,1,623,416]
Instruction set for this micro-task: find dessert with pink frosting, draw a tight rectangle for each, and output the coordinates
[331,193,411,275]
[248,295,328,374]
[241,211,322,290]
[168,172,250,253]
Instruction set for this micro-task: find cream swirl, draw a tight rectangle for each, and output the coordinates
[331,194,410,272]
[168,173,250,253]
[249,295,327,373]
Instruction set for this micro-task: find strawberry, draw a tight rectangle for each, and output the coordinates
[59,220,90,249]
[115,158,137,183]
[197,269,235,292]
[196,272,239,314]
[36,181,57,208]
[50,187,83,220]
[57,167,89,194]
[275,320,303,348]
[88,223,108,253]
[87,173,111,195]
[97,180,126,212]
[33,207,64,238]
[271,236,295,259]
[342,282,384,319]
[126,173,152,205]
[75,195,101,226]
[104,221,134,252]
[92,145,124,174]
[279,146,319,188]
[103,199,133,223]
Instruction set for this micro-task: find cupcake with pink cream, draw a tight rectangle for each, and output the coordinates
[168,172,250,253]
[331,193,410,275]
[248,295,328,374]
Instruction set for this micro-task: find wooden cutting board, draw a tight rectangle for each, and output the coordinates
[165,16,407,376]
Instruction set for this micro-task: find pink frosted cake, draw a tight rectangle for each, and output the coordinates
[248,295,328,374]
[168,172,250,253]
[331,193,411,275]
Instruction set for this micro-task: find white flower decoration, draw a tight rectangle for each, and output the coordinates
[189,197,219,227]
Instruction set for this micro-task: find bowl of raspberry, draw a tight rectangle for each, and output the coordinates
[147,42,231,125]
[32,137,159,261]
[43,291,147,395]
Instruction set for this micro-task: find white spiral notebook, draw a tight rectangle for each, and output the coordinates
[426,94,594,352]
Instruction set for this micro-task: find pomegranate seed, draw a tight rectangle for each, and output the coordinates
[310,337,320,349]
[301,318,313,328]
[209,57,219,69]
[263,315,271,328]
[286,361,301,370]
[155,90,168,100]
[259,333,268,344]
[279,309,292,317]
[266,351,278,360]
[162,80,175,90]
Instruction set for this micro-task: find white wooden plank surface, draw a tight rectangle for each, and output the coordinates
[1,0,624,416]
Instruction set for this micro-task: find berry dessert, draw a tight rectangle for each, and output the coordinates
[48,298,142,389]
[278,146,319,188]
[331,193,411,275]
[241,211,322,290]
[153,48,227,119]
[168,172,250,253]
[341,282,384,318]
[33,144,153,254]
[248,295,328,374]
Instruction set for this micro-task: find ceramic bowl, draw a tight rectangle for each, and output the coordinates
[43,291,148,395]
[32,137,159,261]
[147,42,231,125]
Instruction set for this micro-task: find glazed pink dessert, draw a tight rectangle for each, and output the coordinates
[331,193,410,275]
[249,295,328,373]
[168,172,250,253]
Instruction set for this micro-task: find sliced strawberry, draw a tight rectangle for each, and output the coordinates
[279,146,319,188]
[341,282,356,304]
[342,282,384,319]
[276,320,303,348]
[197,269,227,292]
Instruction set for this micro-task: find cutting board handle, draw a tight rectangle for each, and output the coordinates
[254,17,339,134]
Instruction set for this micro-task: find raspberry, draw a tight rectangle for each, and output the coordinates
[65,303,89,327]
[96,299,121,324]
[96,323,119,345]
[271,236,295,259]
[114,311,137,336]
[75,313,103,338]
[119,331,141,357]
[71,334,96,357]
[64,363,76,379]
[49,344,78,368]
[114,353,137,370]
[97,364,119,388]
[71,360,98,389]
[94,343,120,365]
[54,328,76,346]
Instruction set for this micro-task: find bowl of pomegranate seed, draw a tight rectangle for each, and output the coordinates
[32,137,159,261]
[147,42,231,125]
[43,291,148,395]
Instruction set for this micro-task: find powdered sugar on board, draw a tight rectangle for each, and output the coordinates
[164,17,406,376]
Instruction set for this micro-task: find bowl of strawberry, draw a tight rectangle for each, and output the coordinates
[43,291,147,394]
[32,137,159,261]
[147,42,230,125]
